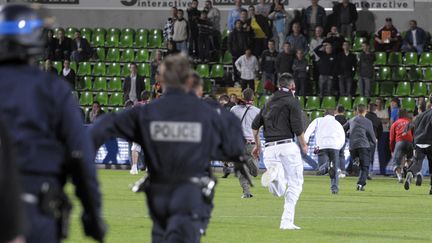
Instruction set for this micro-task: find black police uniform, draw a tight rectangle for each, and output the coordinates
[91,88,245,243]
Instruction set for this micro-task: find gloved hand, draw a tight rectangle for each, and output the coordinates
[81,212,107,243]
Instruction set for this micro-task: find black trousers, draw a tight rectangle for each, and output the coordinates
[350,148,371,186]
[241,79,255,91]
[407,146,432,186]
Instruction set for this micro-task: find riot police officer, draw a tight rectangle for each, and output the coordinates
[0,4,105,242]
[91,54,245,243]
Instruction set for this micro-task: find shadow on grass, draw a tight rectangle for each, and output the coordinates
[316,229,431,242]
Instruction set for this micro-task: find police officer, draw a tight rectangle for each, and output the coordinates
[251,75,308,230]
[90,54,245,242]
[0,4,105,242]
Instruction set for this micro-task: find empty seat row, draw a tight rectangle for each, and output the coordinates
[375,66,432,81]
[195,64,225,78]
[95,48,157,62]
[76,62,151,77]
[374,52,432,66]
[76,76,152,91]
[78,91,124,106]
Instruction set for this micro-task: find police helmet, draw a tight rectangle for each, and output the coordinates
[0,4,53,61]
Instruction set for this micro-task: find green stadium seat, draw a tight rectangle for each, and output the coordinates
[108,77,123,91]
[136,28,149,37]
[305,96,320,110]
[408,67,423,81]
[78,76,92,90]
[353,96,367,108]
[376,66,391,81]
[371,82,379,97]
[222,52,233,64]
[106,63,121,76]
[65,27,77,38]
[321,96,337,110]
[70,61,77,73]
[388,52,402,66]
[310,110,324,121]
[113,107,124,113]
[91,33,105,47]
[338,96,353,110]
[204,79,212,94]
[210,64,224,78]
[121,49,135,62]
[92,62,106,76]
[120,30,134,48]
[109,92,124,106]
[135,49,150,62]
[150,28,162,37]
[79,91,93,106]
[148,34,162,48]
[95,92,109,106]
[121,65,131,76]
[143,78,152,91]
[106,48,121,62]
[374,52,387,65]
[134,34,148,48]
[352,37,367,51]
[196,64,210,78]
[80,27,92,41]
[95,47,106,61]
[392,67,407,81]
[137,63,150,77]
[395,82,411,96]
[258,95,271,109]
[379,82,394,96]
[419,52,432,66]
[403,52,418,66]
[222,29,230,39]
[411,82,428,97]
[93,77,107,91]
[400,97,416,112]
[107,28,121,36]
[121,28,135,36]
[298,96,305,108]
[93,27,106,36]
[423,67,432,81]
[77,62,92,76]
[345,111,354,119]
[52,27,64,38]
[52,61,62,74]
[106,32,120,47]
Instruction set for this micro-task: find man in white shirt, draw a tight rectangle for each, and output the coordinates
[230,88,260,198]
[305,109,346,194]
[235,48,259,91]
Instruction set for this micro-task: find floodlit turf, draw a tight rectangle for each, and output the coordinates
[65,170,432,243]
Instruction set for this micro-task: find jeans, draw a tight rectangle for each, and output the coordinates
[318,149,340,192]
[176,41,188,53]
[358,77,372,97]
[295,76,308,96]
[350,147,371,186]
[198,36,211,61]
[339,140,347,172]
[319,75,333,98]
[338,74,353,97]
[401,43,424,54]
[277,32,285,52]
[238,144,259,195]
[407,146,432,185]
[340,24,353,40]
[392,141,413,169]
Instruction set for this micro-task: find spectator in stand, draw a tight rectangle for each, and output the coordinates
[389,109,413,183]
[163,7,177,42]
[292,49,309,96]
[260,39,278,85]
[374,18,401,52]
[335,105,348,177]
[86,101,105,124]
[172,9,189,53]
[70,30,92,62]
[390,97,400,125]
[366,103,383,179]
[219,94,236,110]
[45,29,58,60]
[303,0,327,38]
[375,98,390,131]
[268,2,291,51]
[314,42,337,98]
[235,48,259,91]
[150,50,163,85]
[333,0,358,39]
[309,26,324,61]
[43,59,58,74]
[401,20,427,54]
[55,29,72,61]
[275,42,295,77]
[324,26,345,54]
[288,9,303,36]
[165,40,180,56]
[197,10,213,62]
[230,94,238,105]
[414,99,427,117]
[228,19,251,82]
[239,9,254,38]
[187,0,201,59]
[123,63,145,103]
[255,0,271,17]
[205,0,221,50]
[247,5,272,57]
[338,41,357,97]
[227,0,245,32]
[358,42,375,98]
[61,59,76,89]
[286,22,308,53]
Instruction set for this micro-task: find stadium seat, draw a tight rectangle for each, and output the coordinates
[352,37,366,51]
[78,76,92,90]
[379,82,394,96]
[109,92,124,106]
[121,49,135,62]
[375,66,391,81]
[108,77,123,91]
[374,52,387,65]
[222,29,230,39]
[91,32,105,47]
[204,79,212,94]
[403,52,418,66]
[388,52,402,66]
[134,34,148,48]
[143,78,152,91]
[106,63,121,76]
[121,65,131,76]
[135,49,150,62]
[52,61,62,74]
[310,110,324,121]
[92,62,106,76]
[113,107,124,113]
[136,28,149,37]
[395,82,411,96]
[79,91,93,106]
[93,27,106,36]
[93,77,107,91]
[106,32,120,47]
[80,27,92,41]
[120,29,134,48]
[210,64,224,78]
[258,95,271,108]
[305,96,320,110]
[400,97,416,112]
[321,96,336,110]
[196,64,210,78]
[77,62,92,76]
[95,47,106,61]
[65,27,77,38]
[353,96,367,108]
[70,61,77,72]
[138,63,151,77]
[345,111,354,119]
[148,34,162,48]
[121,28,135,37]
[106,48,121,62]
[423,67,432,81]
[222,51,233,65]
[408,67,423,81]
[338,96,353,110]
[52,27,64,38]
[419,52,432,66]
[107,28,121,36]
[411,82,428,97]
[96,92,109,106]
[392,67,407,81]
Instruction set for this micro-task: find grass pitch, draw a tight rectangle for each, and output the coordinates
[66,170,432,243]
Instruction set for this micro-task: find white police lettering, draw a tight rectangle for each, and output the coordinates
[150,121,202,142]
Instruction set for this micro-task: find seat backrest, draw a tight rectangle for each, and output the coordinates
[305,96,320,110]
[108,77,123,91]
[107,63,121,76]
[106,48,120,62]
[93,77,107,91]
[138,63,150,77]
[77,62,92,76]
[135,49,150,62]
[92,62,106,76]
[121,49,135,62]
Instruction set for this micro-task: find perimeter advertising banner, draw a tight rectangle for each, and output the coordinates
[8,0,414,10]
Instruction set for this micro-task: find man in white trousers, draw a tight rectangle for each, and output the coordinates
[251,74,308,230]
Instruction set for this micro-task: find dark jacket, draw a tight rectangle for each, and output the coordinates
[275,52,295,74]
[358,52,375,79]
[323,35,345,54]
[71,37,92,58]
[366,111,383,139]
[335,114,347,126]
[252,90,303,142]
[123,75,145,102]
[260,50,278,73]
[247,15,272,39]
[197,18,213,37]
[187,7,201,34]
[344,115,376,149]
[61,68,76,89]
[57,36,72,54]
[292,58,309,79]
[403,27,427,46]
[411,109,432,145]
[314,44,337,76]
[337,52,357,77]
[45,37,58,60]
[333,2,358,28]
[303,5,327,32]
[228,29,251,57]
